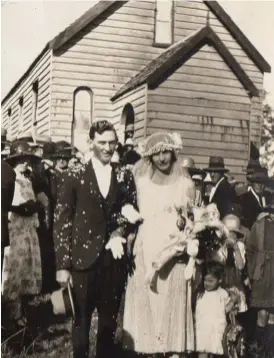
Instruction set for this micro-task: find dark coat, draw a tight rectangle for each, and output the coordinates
[238,190,263,230]
[53,161,137,271]
[209,177,237,219]
[1,160,15,249]
[247,215,274,308]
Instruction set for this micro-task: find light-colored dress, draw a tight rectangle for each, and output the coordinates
[2,173,42,300]
[195,287,230,354]
[123,176,195,354]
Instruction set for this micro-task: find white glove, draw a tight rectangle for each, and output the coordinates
[56,269,73,287]
[106,236,126,259]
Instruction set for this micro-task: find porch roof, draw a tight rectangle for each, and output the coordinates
[111,25,260,101]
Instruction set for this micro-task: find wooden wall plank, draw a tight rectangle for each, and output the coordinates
[146,43,252,174]
[1,49,52,138]
[49,0,263,150]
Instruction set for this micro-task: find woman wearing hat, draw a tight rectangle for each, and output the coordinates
[247,181,274,356]
[123,132,195,356]
[2,141,42,325]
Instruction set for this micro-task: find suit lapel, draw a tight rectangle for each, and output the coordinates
[249,189,262,207]
[211,177,225,202]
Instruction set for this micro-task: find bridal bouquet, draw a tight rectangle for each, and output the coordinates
[146,203,228,290]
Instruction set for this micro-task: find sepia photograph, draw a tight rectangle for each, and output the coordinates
[1,0,274,357]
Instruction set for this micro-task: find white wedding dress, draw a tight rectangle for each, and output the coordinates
[123,176,195,354]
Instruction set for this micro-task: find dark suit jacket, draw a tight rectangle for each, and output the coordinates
[210,177,237,219]
[1,160,15,248]
[53,161,137,271]
[238,190,263,230]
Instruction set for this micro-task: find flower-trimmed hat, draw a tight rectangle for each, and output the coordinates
[14,132,43,154]
[5,141,41,167]
[138,132,183,158]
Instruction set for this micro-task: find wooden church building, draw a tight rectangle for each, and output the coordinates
[1,0,271,179]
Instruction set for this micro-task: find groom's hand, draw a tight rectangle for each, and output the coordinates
[106,236,126,259]
[56,269,73,288]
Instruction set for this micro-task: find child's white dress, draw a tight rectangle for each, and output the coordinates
[195,287,230,354]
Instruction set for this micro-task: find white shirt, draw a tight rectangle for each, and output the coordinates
[91,156,112,198]
[209,176,225,203]
[248,186,266,207]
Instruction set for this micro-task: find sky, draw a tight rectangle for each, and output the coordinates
[1,1,274,107]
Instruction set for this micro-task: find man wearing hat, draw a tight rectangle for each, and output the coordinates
[205,156,237,219]
[238,159,268,230]
[53,120,138,358]
[1,128,16,269]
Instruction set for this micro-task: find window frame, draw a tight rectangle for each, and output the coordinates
[71,86,94,151]
[32,80,39,128]
[18,96,24,135]
[153,0,175,48]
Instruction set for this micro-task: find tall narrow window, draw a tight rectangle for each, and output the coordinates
[119,103,135,144]
[72,87,93,153]
[18,96,24,135]
[154,1,173,47]
[7,108,12,137]
[32,81,39,137]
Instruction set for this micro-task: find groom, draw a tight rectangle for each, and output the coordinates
[53,120,137,358]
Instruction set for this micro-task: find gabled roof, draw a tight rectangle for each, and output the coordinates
[1,1,116,105]
[205,1,271,73]
[111,25,259,101]
[49,1,117,50]
[2,0,270,105]
[49,0,270,74]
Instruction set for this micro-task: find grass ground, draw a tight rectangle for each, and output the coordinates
[1,293,102,358]
[2,293,274,357]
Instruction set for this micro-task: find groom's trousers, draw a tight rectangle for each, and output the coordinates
[71,250,127,358]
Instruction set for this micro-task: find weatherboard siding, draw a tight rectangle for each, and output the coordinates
[50,0,263,147]
[2,0,264,149]
[50,0,158,138]
[174,0,263,146]
[2,50,52,138]
[147,45,252,180]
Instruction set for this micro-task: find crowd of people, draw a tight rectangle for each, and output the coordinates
[1,121,274,358]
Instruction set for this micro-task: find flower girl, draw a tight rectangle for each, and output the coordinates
[194,261,236,357]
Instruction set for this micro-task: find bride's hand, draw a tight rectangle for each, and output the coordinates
[174,243,186,257]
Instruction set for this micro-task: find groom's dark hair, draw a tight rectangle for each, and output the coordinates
[89,120,117,140]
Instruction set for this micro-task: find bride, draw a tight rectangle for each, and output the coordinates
[123,132,195,357]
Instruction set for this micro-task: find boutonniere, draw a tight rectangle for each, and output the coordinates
[116,167,126,183]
